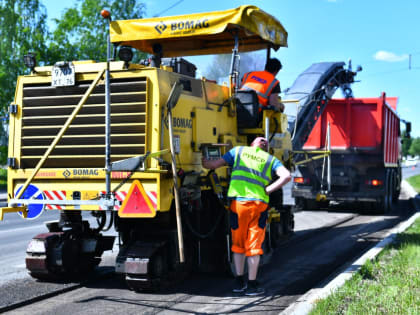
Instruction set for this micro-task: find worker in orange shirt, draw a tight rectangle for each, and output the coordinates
[202,137,291,296]
[240,58,284,112]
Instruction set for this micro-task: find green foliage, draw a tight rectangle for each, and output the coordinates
[406,174,420,193]
[359,259,376,280]
[401,129,412,157]
[0,168,6,187]
[310,218,420,315]
[409,137,420,157]
[0,145,7,164]
[49,0,147,63]
[0,0,148,165]
[0,0,49,164]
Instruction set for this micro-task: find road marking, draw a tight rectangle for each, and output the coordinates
[0,224,47,235]
[14,264,26,268]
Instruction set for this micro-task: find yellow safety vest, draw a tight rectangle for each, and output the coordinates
[227,146,274,203]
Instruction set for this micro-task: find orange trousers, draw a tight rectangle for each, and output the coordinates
[229,200,268,256]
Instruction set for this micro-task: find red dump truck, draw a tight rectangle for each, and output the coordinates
[292,93,406,213]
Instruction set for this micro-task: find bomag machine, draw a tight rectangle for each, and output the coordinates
[0,5,357,291]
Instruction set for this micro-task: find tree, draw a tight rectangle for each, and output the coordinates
[0,0,49,164]
[204,51,266,83]
[48,0,147,64]
[408,137,420,157]
[401,129,412,157]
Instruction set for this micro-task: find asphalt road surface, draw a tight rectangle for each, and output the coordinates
[1,201,415,314]
[0,166,419,287]
[0,166,418,313]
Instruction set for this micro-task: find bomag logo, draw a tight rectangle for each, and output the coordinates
[155,22,167,34]
[155,19,210,35]
[173,117,192,129]
[243,152,265,163]
[170,19,210,31]
[73,169,100,176]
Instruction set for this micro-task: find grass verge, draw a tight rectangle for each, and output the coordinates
[309,217,420,314]
[407,174,420,193]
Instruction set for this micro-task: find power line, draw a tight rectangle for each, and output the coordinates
[153,0,184,17]
[361,67,414,78]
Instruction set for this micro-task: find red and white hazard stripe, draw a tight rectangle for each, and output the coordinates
[43,190,66,210]
[146,191,157,209]
[114,191,127,210]
[100,190,157,210]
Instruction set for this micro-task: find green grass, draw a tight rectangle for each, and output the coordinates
[0,168,6,188]
[407,174,420,193]
[310,218,420,315]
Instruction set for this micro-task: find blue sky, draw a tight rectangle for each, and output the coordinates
[42,0,420,136]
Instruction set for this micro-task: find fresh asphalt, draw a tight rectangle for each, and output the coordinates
[0,166,418,286]
[0,166,418,313]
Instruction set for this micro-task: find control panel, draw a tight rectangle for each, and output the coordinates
[202,145,222,160]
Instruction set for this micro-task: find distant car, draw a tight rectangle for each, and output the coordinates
[403,158,418,167]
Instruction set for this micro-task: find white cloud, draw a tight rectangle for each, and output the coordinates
[374,51,409,62]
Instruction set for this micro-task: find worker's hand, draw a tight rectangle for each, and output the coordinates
[279,102,285,113]
[201,156,209,167]
[273,103,284,112]
[202,157,227,170]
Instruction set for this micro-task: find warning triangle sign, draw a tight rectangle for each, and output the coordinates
[118,180,156,218]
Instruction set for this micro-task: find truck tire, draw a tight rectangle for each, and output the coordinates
[306,199,321,210]
[389,169,398,210]
[294,197,307,211]
[378,169,392,214]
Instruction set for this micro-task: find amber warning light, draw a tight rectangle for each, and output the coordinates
[366,179,383,186]
[101,9,111,19]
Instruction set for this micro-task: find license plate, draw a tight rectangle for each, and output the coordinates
[52,63,75,87]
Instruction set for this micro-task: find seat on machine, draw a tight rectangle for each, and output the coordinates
[236,90,260,128]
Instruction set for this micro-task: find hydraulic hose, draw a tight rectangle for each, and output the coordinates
[182,196,225,239]
[102,211,114,232]
[93,211,107,232]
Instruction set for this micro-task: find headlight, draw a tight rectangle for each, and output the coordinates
[119,46,133,69]
[27,239,46,254]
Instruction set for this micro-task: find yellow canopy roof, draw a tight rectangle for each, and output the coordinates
[110,5,288,57]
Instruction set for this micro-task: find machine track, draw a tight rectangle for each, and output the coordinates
[26,211,115,282]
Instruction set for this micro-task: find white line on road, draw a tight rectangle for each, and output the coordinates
[14,264,26,268]
[0,223,47,235]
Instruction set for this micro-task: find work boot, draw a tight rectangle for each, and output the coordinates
[232,276,247,293]
[245,280,265,296]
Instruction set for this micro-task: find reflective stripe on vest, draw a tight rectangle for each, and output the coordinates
[240,71,279,106]
[232,147,273,182]
[228,146,274,202]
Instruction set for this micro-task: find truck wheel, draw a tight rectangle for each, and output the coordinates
[318,200,329,209]
[379,169,391,214]
[360,201,373,213]
[306,199,320,210]
[294,197,307,211]
[388,170,398,210]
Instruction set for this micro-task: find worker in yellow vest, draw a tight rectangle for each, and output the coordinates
[202,137,291,296]
[240,58,284,112]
